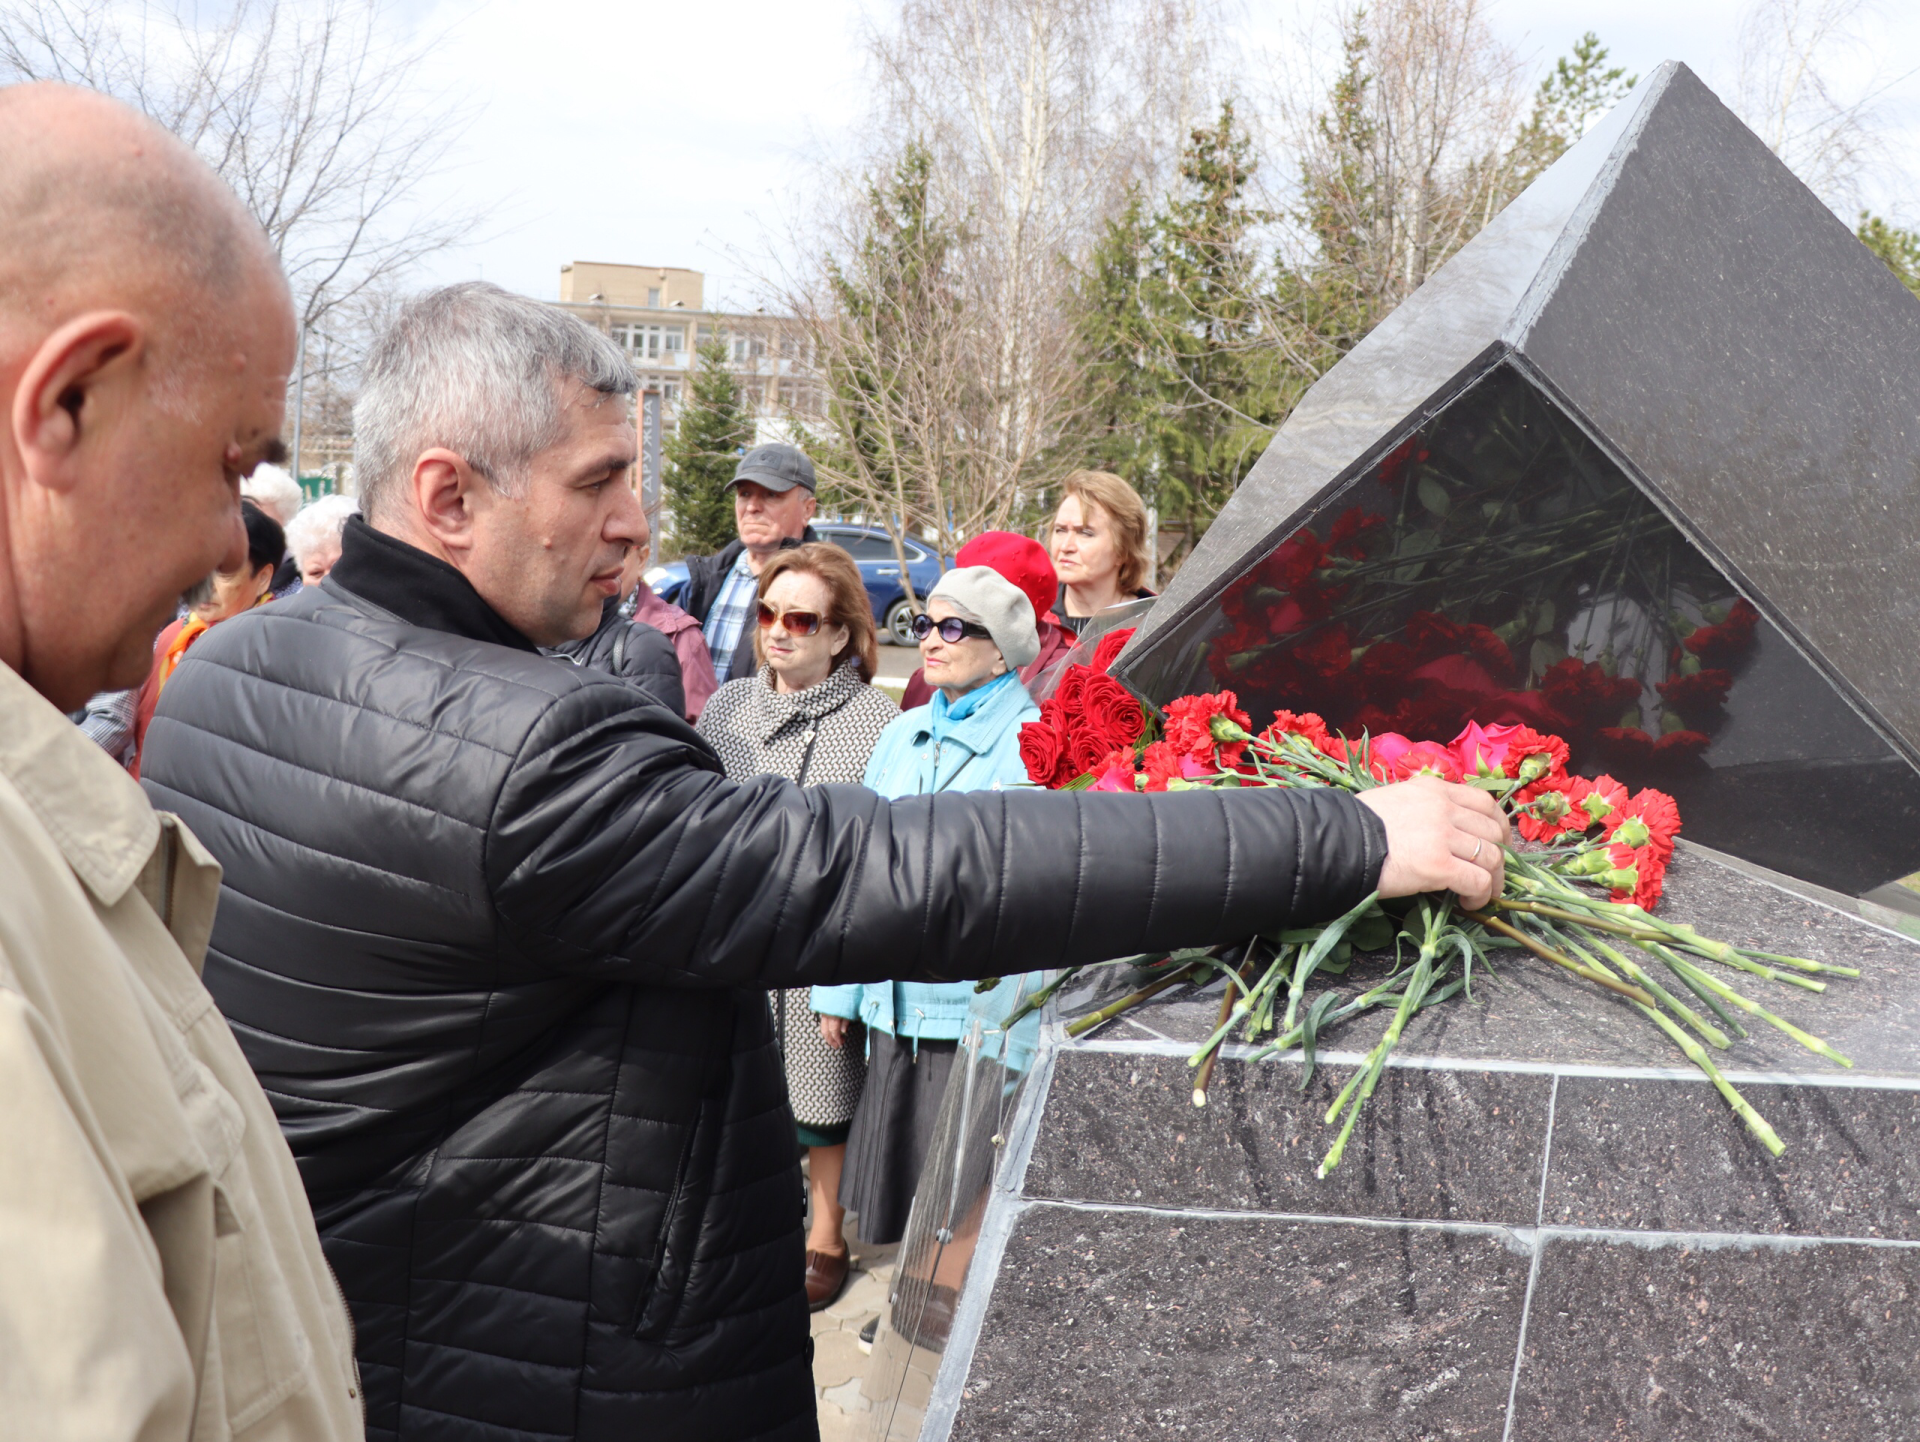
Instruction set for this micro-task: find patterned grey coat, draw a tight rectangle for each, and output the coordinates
[696,660,898,1129]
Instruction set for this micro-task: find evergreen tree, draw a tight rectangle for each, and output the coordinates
[1857,212,1920,298]
[1508,34,1637,189]
[661,337,751,557]
[1070,102,1282,561]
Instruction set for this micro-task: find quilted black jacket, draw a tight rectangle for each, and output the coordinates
[141,523,1388,1442]
[547,593,685,716]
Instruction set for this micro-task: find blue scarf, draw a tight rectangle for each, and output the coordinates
[928,669,1017,742]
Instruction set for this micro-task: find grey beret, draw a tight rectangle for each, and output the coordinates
[927,565,1040,669]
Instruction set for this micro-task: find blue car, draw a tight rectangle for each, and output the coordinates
[646,525,947,645]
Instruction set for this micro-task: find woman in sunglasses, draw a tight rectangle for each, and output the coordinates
[696,543,899,1309]
[811,566,1042,1299]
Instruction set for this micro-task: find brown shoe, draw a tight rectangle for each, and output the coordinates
[895,1283,959,1351]
[805,1248,850,1311]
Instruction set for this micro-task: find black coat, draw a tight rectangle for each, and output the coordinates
[141,520,1387,1442]
[548,594,686,716]
[680,528,819,682]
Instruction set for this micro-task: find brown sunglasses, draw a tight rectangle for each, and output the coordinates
[756,602,825,636]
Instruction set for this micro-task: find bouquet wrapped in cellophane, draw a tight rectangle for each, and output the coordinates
[1006,630,1856,1177]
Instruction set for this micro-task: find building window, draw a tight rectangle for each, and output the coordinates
[647,287,661,307]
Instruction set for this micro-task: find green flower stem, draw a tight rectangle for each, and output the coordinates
[1192,944,1262,1108]
[1466,910,1656,1006]
[1320,909,1446,1176]
[1632,998,1784,1155]
[1652,948,1853,1068]
[1556,929,1731,1050]
[1063,962,1205,1039]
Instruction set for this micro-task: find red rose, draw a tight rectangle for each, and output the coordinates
[1543,658,1642,723]
[1091,627,1136,674]
[1069,726,1111,776]
[1463,624,1514,680]
[1053,664,1091,719]
[1019,720,1068,788]
[1683,599,1760,665]
[1081,672,1147,750]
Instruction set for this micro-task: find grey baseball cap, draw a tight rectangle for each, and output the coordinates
[729,443,816,494]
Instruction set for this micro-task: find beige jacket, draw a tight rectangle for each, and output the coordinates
[0,660,362,1441]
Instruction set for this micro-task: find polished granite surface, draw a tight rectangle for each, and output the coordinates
[924,841,1920,1440]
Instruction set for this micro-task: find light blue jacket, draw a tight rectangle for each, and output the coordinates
[812,672,1041,1042]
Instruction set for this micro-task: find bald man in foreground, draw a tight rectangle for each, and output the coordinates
[0,84,363,1439]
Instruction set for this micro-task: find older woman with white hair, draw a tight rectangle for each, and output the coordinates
[283,492,360,587]
[811,564,1041,1261]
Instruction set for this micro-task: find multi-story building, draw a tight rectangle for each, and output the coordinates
[554,262,819,434]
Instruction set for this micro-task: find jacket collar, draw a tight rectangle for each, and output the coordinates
[745,657,866,742]
[327,516,538,653]
[913,671,1030,756]
[0,661,160,906]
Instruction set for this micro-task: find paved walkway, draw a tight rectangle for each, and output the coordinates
[810,1216,897,1441]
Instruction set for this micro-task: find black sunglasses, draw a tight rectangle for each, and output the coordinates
[910,613,993,644]
[757,603,824,636]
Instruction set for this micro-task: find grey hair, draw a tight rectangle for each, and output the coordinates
[284,492,359,566]
[352,282,636,520]
[241,463,306,526]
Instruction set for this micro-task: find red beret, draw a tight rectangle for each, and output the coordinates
[954,531,1057,625]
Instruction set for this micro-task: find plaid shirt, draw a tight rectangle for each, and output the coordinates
[701,551,759,683]
[72,687,138,768]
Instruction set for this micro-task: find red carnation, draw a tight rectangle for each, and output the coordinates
[1405,611,1463,658]
[1500,726,1571,783]
[1516,775,1584,843]
[1605,788,1681,859]
[1683,599,1760,665]
[1543,658,1642,722]
[1606,840,1669,910]
[1596,726,1656,763]
[1261,709,1334,755]
[1293,623,1353,679]
[1463,624,1514,680]
[1141,740,1211,791]
[1089,750,1140,793]
[1571,774,1630,826]
[1165,691,1254,766]
[1327,507,1386,557]
[1091,627,1136,675]
[1656,668,1733,711]
[1651,729,1711,762]
[1019,720,1069,787]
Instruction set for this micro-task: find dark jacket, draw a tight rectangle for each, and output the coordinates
[140,519,1387,1442]
[548,594,686,717]
[681,528,820,683]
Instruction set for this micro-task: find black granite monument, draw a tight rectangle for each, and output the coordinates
[854,61,1920,1442]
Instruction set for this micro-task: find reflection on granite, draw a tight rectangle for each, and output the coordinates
[951,1206,1528,1441]
[1057,848,1920,1075]
[1027,1052,1550,1224]
[1544,1075,1920,1239]
[1512,1235,1920,1441]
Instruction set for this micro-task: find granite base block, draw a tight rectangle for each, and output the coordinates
[951,1205,1530,1442]
[1543,1074,1920,1239]
[1512,1233,1920,1441]
[1026,1052,1551,1225]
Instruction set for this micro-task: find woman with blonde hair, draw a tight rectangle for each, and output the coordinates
[1048,468,1156,634]
[695,542,898,1309]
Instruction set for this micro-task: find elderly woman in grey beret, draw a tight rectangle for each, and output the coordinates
[810,565,1041,1311]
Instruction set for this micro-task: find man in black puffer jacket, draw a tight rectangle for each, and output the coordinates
[547,592,686,715]
[142,284,1508,1442]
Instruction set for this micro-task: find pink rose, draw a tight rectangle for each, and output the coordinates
[1450,720,1521,777]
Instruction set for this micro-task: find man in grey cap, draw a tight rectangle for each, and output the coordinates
[682,441,821,683]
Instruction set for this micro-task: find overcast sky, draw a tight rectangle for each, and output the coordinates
[399,0,1920,311]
